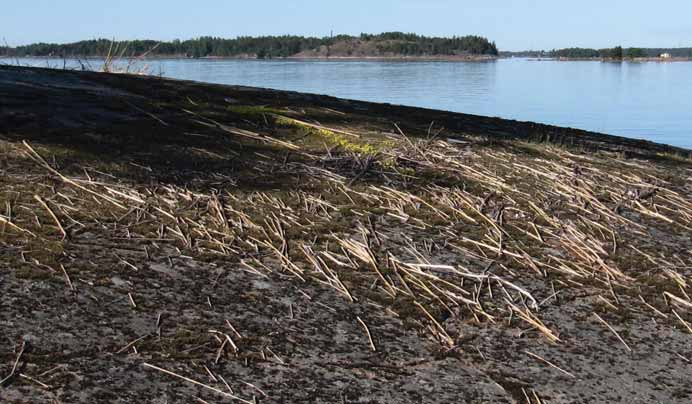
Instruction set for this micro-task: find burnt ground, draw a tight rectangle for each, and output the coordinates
[0,65,691,403]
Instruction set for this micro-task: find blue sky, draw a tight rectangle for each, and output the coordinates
[2,0,690,51]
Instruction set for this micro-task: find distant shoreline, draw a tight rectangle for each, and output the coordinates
[499,56,692,63]
[7,55,692,64]
[291,54,497,62]
[555,56,692,62]
[2,54,498,62]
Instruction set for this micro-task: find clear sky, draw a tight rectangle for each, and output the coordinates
[2,0,690,51]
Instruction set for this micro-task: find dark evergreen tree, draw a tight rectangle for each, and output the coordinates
[626,48,646,58]
[610,46,623,59]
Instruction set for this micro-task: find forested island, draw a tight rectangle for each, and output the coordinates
[0,32,498,59]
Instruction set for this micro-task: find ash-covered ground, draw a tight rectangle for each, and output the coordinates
[1,66,691,403]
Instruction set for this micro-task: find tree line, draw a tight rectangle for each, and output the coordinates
[549,46,692,59]
[373,34,497,56]
[0,33,498,59]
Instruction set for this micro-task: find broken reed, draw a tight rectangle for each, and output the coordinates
[3,100,691,359]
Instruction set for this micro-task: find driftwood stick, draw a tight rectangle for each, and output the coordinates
[593,313,632,352]
[0,341,26,386]
[524,350,576,378]
[357,316,377,352]
[143,363,254,404]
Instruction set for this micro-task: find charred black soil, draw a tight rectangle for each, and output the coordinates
[1,65,691,403]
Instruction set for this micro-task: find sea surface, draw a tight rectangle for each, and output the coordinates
[6,57,691,149]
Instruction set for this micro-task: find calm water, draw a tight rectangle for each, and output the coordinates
[7,57,692,149]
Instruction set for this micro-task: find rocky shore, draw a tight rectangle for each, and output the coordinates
[1,66,691,403]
